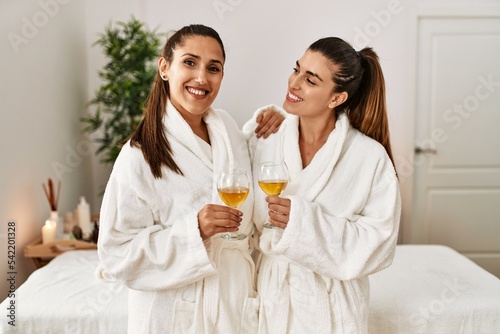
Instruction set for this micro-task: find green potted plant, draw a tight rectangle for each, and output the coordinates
[82,16,162,164]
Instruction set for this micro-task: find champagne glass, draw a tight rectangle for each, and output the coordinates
[258,161,289,229]
[217,169,250,240]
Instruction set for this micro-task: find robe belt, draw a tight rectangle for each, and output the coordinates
[202,237,254,333]
[265,253,332,334]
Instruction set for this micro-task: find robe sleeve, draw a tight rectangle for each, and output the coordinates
[269,159,401,281]
[98,168,216,291]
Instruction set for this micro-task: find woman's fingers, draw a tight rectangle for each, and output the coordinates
[266,196,291,214]
[259,117,282,138]
[266,196,291,228]
[198,204,242,239]
[255,108,285,138]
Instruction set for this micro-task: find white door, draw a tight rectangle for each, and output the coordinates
[411,15,500,277]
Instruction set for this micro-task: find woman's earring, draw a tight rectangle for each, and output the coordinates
[161,74,168,81]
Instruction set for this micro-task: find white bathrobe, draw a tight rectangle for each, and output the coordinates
[98,101,258,334]
[244,106,401,334]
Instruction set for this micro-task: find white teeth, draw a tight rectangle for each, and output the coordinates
[288,92,303,101]
[187,87,206,96]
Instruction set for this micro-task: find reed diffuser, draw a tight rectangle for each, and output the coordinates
[42,178,63,241]
[42,178,61,211]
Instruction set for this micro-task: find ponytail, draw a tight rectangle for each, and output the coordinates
[348,48,395,167]
[130,73,181,178]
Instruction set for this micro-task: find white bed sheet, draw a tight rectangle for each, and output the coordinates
[369,244,500,333]
[1,245,499,334]
[1,250,128,334]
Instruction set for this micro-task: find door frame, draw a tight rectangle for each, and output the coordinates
[400,3,500,244]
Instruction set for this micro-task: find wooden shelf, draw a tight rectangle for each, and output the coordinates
[25,237,97,268]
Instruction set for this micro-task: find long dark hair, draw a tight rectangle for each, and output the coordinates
[308,37,395,167]
[130,24,226,178]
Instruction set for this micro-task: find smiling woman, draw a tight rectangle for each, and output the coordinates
[97,24,258,334]
[244,36,400,333]
[158,35,225,143]
[129,25,228,178]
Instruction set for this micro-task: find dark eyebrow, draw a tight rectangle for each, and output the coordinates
[182,53,223,66]
[296,60,323,82]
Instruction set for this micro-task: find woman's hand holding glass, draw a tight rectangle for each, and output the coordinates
[198,204,243,240]
[258,161,290,229]
[216,169,250,240]
[264,195,291,229]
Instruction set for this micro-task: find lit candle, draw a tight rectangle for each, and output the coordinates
[42,220,56,244]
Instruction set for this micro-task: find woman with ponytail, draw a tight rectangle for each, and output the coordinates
[98,24,281,333]
[244,37,401,333]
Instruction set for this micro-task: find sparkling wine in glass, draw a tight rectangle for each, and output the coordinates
[258,161,289,229]
[217,169,250,240]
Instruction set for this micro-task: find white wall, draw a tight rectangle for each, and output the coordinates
[1,0,498,299]
[0,0,89,300]
[0,0,143,299]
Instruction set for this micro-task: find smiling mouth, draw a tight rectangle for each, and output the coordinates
[287,91,303,102]
[187,87,209,96]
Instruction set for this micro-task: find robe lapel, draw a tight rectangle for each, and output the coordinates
[164,100,214,170]
[283,114,349,202]
[163,101,236,205]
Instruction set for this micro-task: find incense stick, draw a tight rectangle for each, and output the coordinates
[42,178,62,211]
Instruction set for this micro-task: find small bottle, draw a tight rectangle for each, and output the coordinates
[49,211,63,239]
[64,212,74,234]
[77,196,92,239]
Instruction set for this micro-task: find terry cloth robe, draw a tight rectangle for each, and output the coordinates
[243,105,401,334]
[98,101,259,334]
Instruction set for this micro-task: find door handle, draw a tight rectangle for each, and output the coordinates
[414,147,437,155]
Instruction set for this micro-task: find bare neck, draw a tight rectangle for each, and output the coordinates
[298,113,336,168]
[181,113,210,145]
